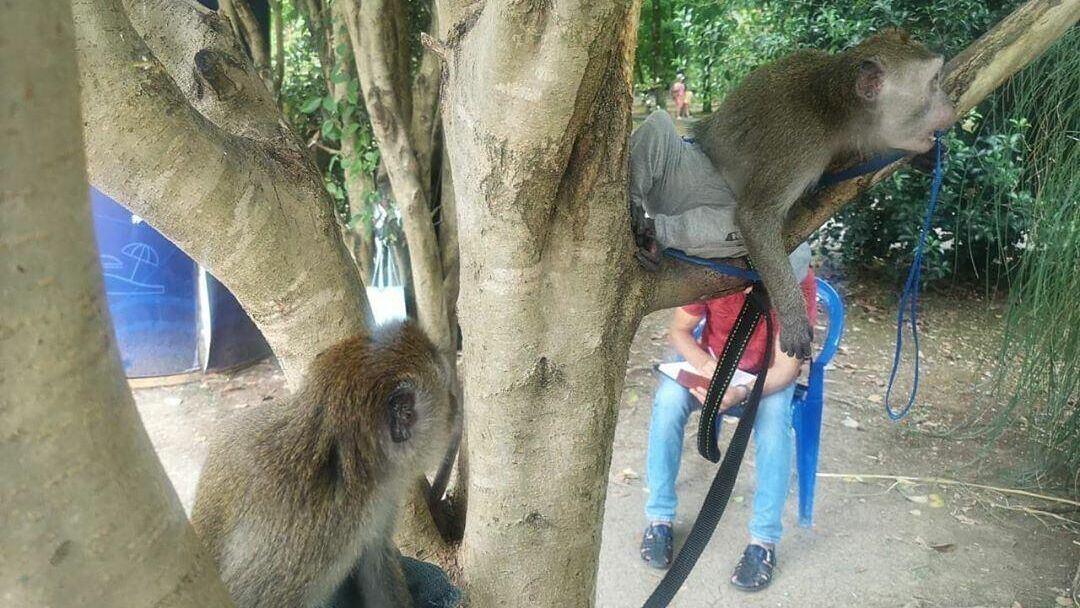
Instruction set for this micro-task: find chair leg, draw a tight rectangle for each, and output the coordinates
[794,391,823,528]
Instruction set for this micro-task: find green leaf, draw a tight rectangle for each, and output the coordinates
[300,96,322,114]
[332,70,350,84]
[343,122,361,138]
[322,96,337,113]
[335,42,349,59]
[322,119,339,141]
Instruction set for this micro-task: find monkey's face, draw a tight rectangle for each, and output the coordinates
[872,55,955,153]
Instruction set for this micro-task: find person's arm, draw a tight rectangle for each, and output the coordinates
[670,308,746,409]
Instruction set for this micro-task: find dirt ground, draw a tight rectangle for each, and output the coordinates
[134,274,1079,608]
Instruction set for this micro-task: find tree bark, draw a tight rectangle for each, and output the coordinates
[439,0,645,604]
[220,0,274,91]
[74,0,370,387]
[0,3,233,606]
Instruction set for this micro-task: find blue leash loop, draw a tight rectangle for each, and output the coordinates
[883,131,946,421]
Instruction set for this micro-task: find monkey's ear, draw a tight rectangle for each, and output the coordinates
[387,385,418,443]
[856,59,885,101]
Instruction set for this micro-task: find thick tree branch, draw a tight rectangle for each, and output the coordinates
[74,0,370,387]
[644,0,1080,314]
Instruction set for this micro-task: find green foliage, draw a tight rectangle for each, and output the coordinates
[277,4,379,221]
[986,29,1080,489]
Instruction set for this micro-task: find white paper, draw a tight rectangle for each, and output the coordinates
[656,361,757,386]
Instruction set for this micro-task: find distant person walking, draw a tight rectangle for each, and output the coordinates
[671,74,690,119]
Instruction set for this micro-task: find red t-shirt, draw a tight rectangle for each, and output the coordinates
[682,270,818,373]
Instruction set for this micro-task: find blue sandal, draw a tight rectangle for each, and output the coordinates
[639,524,673,570]
[730,544,776,591]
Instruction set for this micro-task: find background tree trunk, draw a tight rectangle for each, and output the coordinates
[0,3,233,605]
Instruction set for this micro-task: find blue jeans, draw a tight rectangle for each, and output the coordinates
[644,374,796,545]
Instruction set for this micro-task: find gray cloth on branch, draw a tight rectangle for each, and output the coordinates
[630,110,811,280]
[324,556,462,608]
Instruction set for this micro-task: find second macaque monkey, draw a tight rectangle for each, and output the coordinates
[697,28,954,358]
[191,322,458,608]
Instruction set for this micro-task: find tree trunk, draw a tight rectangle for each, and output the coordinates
[327,0,377,283]
[439,1,646,604]
[74,0,370,387]
[0,3,233,605]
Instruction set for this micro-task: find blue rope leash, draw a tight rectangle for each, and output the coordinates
[884,131,946,421]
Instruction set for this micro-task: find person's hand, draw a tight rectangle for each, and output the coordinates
[689,382,751,409]
[696,357,718,379]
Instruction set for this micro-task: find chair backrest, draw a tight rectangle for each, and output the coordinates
[811,277,845,373]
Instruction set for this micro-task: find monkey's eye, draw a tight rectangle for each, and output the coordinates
[387,386,417,443]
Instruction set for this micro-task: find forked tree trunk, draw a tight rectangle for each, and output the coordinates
[0,3,233,606]
[438,1,646,603]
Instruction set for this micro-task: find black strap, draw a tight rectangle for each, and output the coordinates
[643,284,773,608]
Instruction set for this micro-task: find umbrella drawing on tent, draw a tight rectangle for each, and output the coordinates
[101,241,165,296]
[122,242,159,280]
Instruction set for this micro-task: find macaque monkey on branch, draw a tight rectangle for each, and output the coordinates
[697,28,956,358]
[633,29,955,359]
[191,322,458,608]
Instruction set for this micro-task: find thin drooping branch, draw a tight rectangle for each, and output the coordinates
[645,0,1080,314]
[75,0,370,387]
[341,0,453,358]
[220,0,273,91]
[272,0,284,95]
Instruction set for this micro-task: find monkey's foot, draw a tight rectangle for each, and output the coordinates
[630,203,663,271]
[779,317,814,360]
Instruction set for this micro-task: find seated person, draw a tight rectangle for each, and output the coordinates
[639,246,816,593]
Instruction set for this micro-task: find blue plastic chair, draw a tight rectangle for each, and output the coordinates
[708,277,844,528]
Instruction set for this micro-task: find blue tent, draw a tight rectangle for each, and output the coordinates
[91,188,270,378]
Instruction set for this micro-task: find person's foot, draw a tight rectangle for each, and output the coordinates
[639,523,673,569]
[730,543,776,592]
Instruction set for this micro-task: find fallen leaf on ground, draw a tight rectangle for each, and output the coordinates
[904,494,929,504]
[928,493,945,508]
[867,394,883,404]
[909,509,922,516]
[954,513,977,526]
[1055,597,1073,607]
[841,416,861,430]
[619,468,639,482]
[929,543,956,553]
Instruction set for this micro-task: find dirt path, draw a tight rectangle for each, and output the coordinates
[134,277,1078,608]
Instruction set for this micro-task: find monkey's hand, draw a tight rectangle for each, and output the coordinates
[778,309,813,361]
